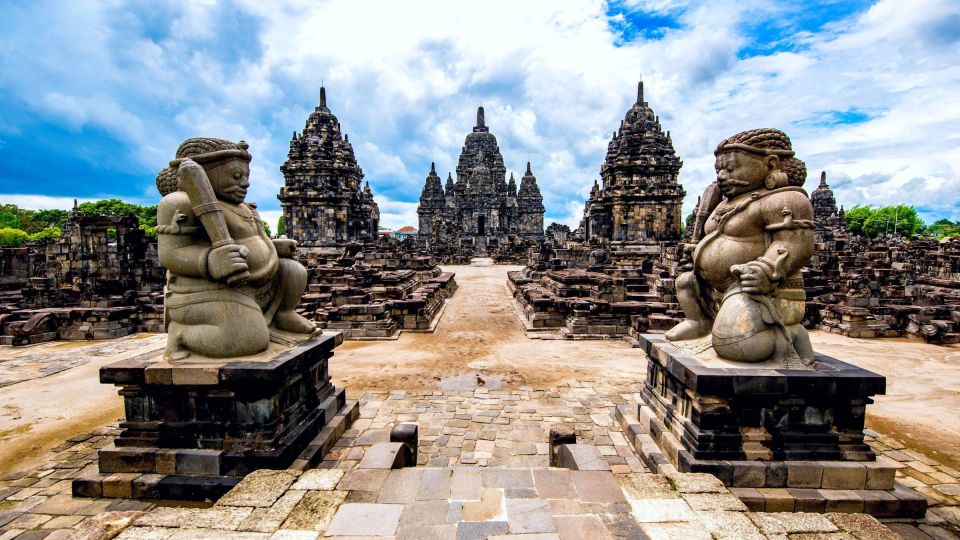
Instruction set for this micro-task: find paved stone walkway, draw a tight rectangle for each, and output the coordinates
[324,382,646,472]
[2,388,960,538]
[0,335,164,388]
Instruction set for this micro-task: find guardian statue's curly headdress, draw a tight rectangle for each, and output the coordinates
[715,128,807,189]
[155,138,251,196]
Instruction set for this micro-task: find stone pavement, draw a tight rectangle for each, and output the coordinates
[0,334,164,388]
[322,381,647,472]
[2,383,960,538]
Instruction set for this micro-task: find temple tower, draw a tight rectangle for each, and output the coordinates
[278,87,379,249]
[417,106,545,257]
[583,81,685,244]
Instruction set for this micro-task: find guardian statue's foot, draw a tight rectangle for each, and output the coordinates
[665,319,711,341]
[271,310,317,334]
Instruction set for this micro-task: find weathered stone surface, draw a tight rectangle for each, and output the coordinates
[667,473,726,494]
[65,510,146,540]
[238,490,306,533]
[136,506,253,531]
[695,510,764,540]
[280,490,348,531]
[218,470,299,508]
[324,503,404,536]
[746,512,839,534]
[289,469,343,491]
[824,512,898,540]
[619,474,679,500]
[505,498,556,534]
[461,488,506,522]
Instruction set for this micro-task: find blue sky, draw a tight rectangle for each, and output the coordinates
[2,0,959,230]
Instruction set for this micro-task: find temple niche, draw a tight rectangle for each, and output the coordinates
[279,87,380,254]
[418,107,545,262]
[582,81,685,245]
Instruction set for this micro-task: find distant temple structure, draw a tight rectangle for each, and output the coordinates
[418,107,544,260]
[811,170,845,234]
[580,81,685,244]
[278,87,379,250]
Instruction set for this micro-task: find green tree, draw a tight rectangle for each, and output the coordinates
[78,199,158,237]
[861,205,922,238]
[29,226,62,241]
[262,220,272,237]
[0,208,18,229]
[844,205,872,236]
[927,218,960,239]
[276,215,286,237]
[0,227,30,247]
[0,204,45,233]
[33,209,69,229]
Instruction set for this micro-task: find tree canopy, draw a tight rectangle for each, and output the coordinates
[844,204,923,239]
[0,199,159,244]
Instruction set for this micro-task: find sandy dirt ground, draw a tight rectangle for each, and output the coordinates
[0,334,165,476]
[332,265,642,391]
[0,264,958,474]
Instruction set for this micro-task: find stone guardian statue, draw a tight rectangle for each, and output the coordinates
[666,128,816,367]
[155,138,316,359]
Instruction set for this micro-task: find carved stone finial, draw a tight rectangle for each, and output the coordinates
[430,161,436,174]
[526,161,532,175]
[477,106,485,127]
[637,80,644,103]
[319,86,327,108]
[820,170,828,187]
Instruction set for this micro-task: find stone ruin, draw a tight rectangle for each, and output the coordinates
[509,81,685,340]
[804,174,960,343]
[0,204,165,345]
[418,107,545,263]
[279,89,457,339]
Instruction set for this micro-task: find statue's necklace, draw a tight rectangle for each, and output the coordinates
[223,203,257,225]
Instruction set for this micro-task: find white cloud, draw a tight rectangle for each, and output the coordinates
[0,194,98,210]
[1,0,959,229]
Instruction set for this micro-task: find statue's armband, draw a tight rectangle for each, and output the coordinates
[765,207,816,233]
[156,210,201,235]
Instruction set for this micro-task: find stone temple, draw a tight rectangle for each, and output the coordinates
[581,81,685,245]
[418,106,544,262]
[279,87,380,252]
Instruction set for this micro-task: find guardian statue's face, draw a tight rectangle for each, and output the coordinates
[206,159,251,205]
[715,150,774,199]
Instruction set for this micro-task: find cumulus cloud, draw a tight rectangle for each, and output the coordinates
[1,0,958,228]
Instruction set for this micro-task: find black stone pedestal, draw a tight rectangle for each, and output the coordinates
[637,333,885,463]
[627,334,926,518]
[72,333,356,501]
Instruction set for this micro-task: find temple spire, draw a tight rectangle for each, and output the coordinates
[637,80,644,103]
[477,106,485,127]
[819,170,828,188]
[430,162,436,174]
[526,161,532,175]
[319,86,327,109]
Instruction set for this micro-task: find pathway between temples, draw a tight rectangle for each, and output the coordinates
[332,264,644,392]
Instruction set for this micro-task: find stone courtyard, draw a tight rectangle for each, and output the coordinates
[0,265,958,538]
